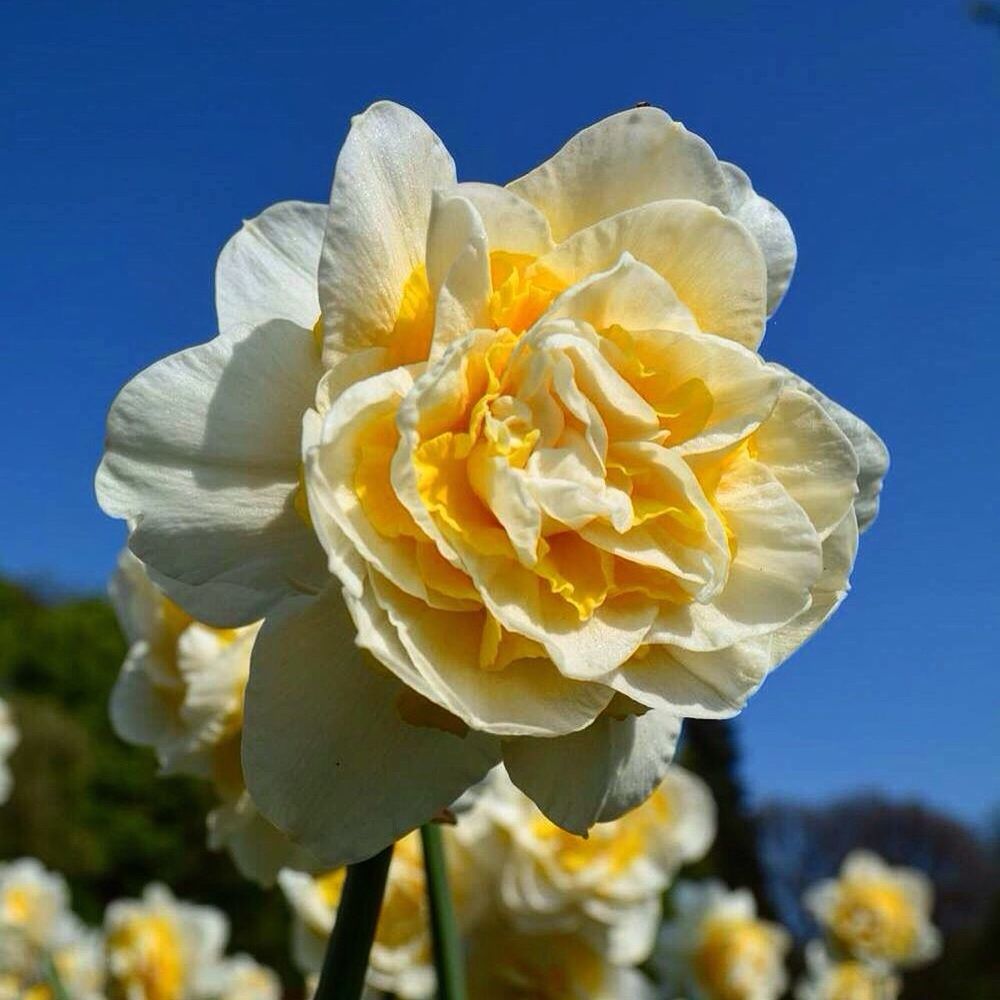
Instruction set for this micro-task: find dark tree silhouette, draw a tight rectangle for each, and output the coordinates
[678,719,774,917]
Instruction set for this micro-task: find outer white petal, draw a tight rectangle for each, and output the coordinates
[508,106,728,242]
[108,548,163,645]
[215,201,326,333]
[753,388,859,540]
[501,708,681,834]
[97,320,328,627]
[456,182,554,256]
[108,645,183,754]
[773,365,889,532]
[539,200,768,348]
[319,101,456,361]
[720,162,796,315]
[208,794,320,887]
[242,587,501,867]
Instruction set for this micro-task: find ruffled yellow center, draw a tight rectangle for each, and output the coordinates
[1,885,39,926]
[825,960,886,1000]
[404,326,725,621]
[107,914,184,1000]
[830,879,918,962]
[486,252,563,334]
[531,816,646,875]
[693,916,778,1000]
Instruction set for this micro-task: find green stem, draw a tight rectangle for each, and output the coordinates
[313,844,394,1000]
[41,952,70,1000]
[420,823,466,1000]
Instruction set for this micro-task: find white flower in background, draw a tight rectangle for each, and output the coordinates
[279,818,493,1000]
[486,764,714,964]
[104,883,228,1000]
[795,941,900,1000]
[0,699,17,805]
[206,954,281,1000]
[108,549,316,884]
[804,851,940,969]
[97,100,888,868]
[466,919,656,999]
[0,858,73,949]
[659,880,789,1000]
[51,920,107,1000]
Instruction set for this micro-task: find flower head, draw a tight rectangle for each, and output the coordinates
[659,881,789,1000]
[104,883,228,1000]
[804,851,940,969]
[795,941,901,1000]
[108,550,317,884]
[97,101,888,864]
[0,859,72,950]
[486,764,714,964]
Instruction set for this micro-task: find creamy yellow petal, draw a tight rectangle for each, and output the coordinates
[539,199,767,348]
[319,101,455,362]
[368,571,615,737]
[752,388,859,539]
[508,106,728,242]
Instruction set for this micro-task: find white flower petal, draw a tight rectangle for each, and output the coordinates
[319,101,456,361]
[508,106,728,242]
[502,707,681,834]
[752,388,859,539]
[539,200,768,348]
[242,588,501,866]
[108,646,183,753]
[96,321,327,626]
[215,201,325,333]
[720,162,796,315]
[456,182,554,256]
[773,365,890,532]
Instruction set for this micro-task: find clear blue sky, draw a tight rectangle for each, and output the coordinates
[3,1,998,824]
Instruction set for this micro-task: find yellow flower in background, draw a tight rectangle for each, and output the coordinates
[658,881,789,1000]
[804,851,940,969]
[466,919,656,1000]
[279,815,494,1000]
[486,765,715,964]
[97,100,889,867]
[0,699,17,806]
[108,550,317,885]
[0,858,72,950]
[795,942,900,1000]
[50,924,106,1000]
[105,884,228,1000]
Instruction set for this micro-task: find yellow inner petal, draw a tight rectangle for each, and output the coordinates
[108,914,185,1000]
[830,880,918,962]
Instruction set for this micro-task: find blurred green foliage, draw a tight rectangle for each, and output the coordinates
[0,580,297,985]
